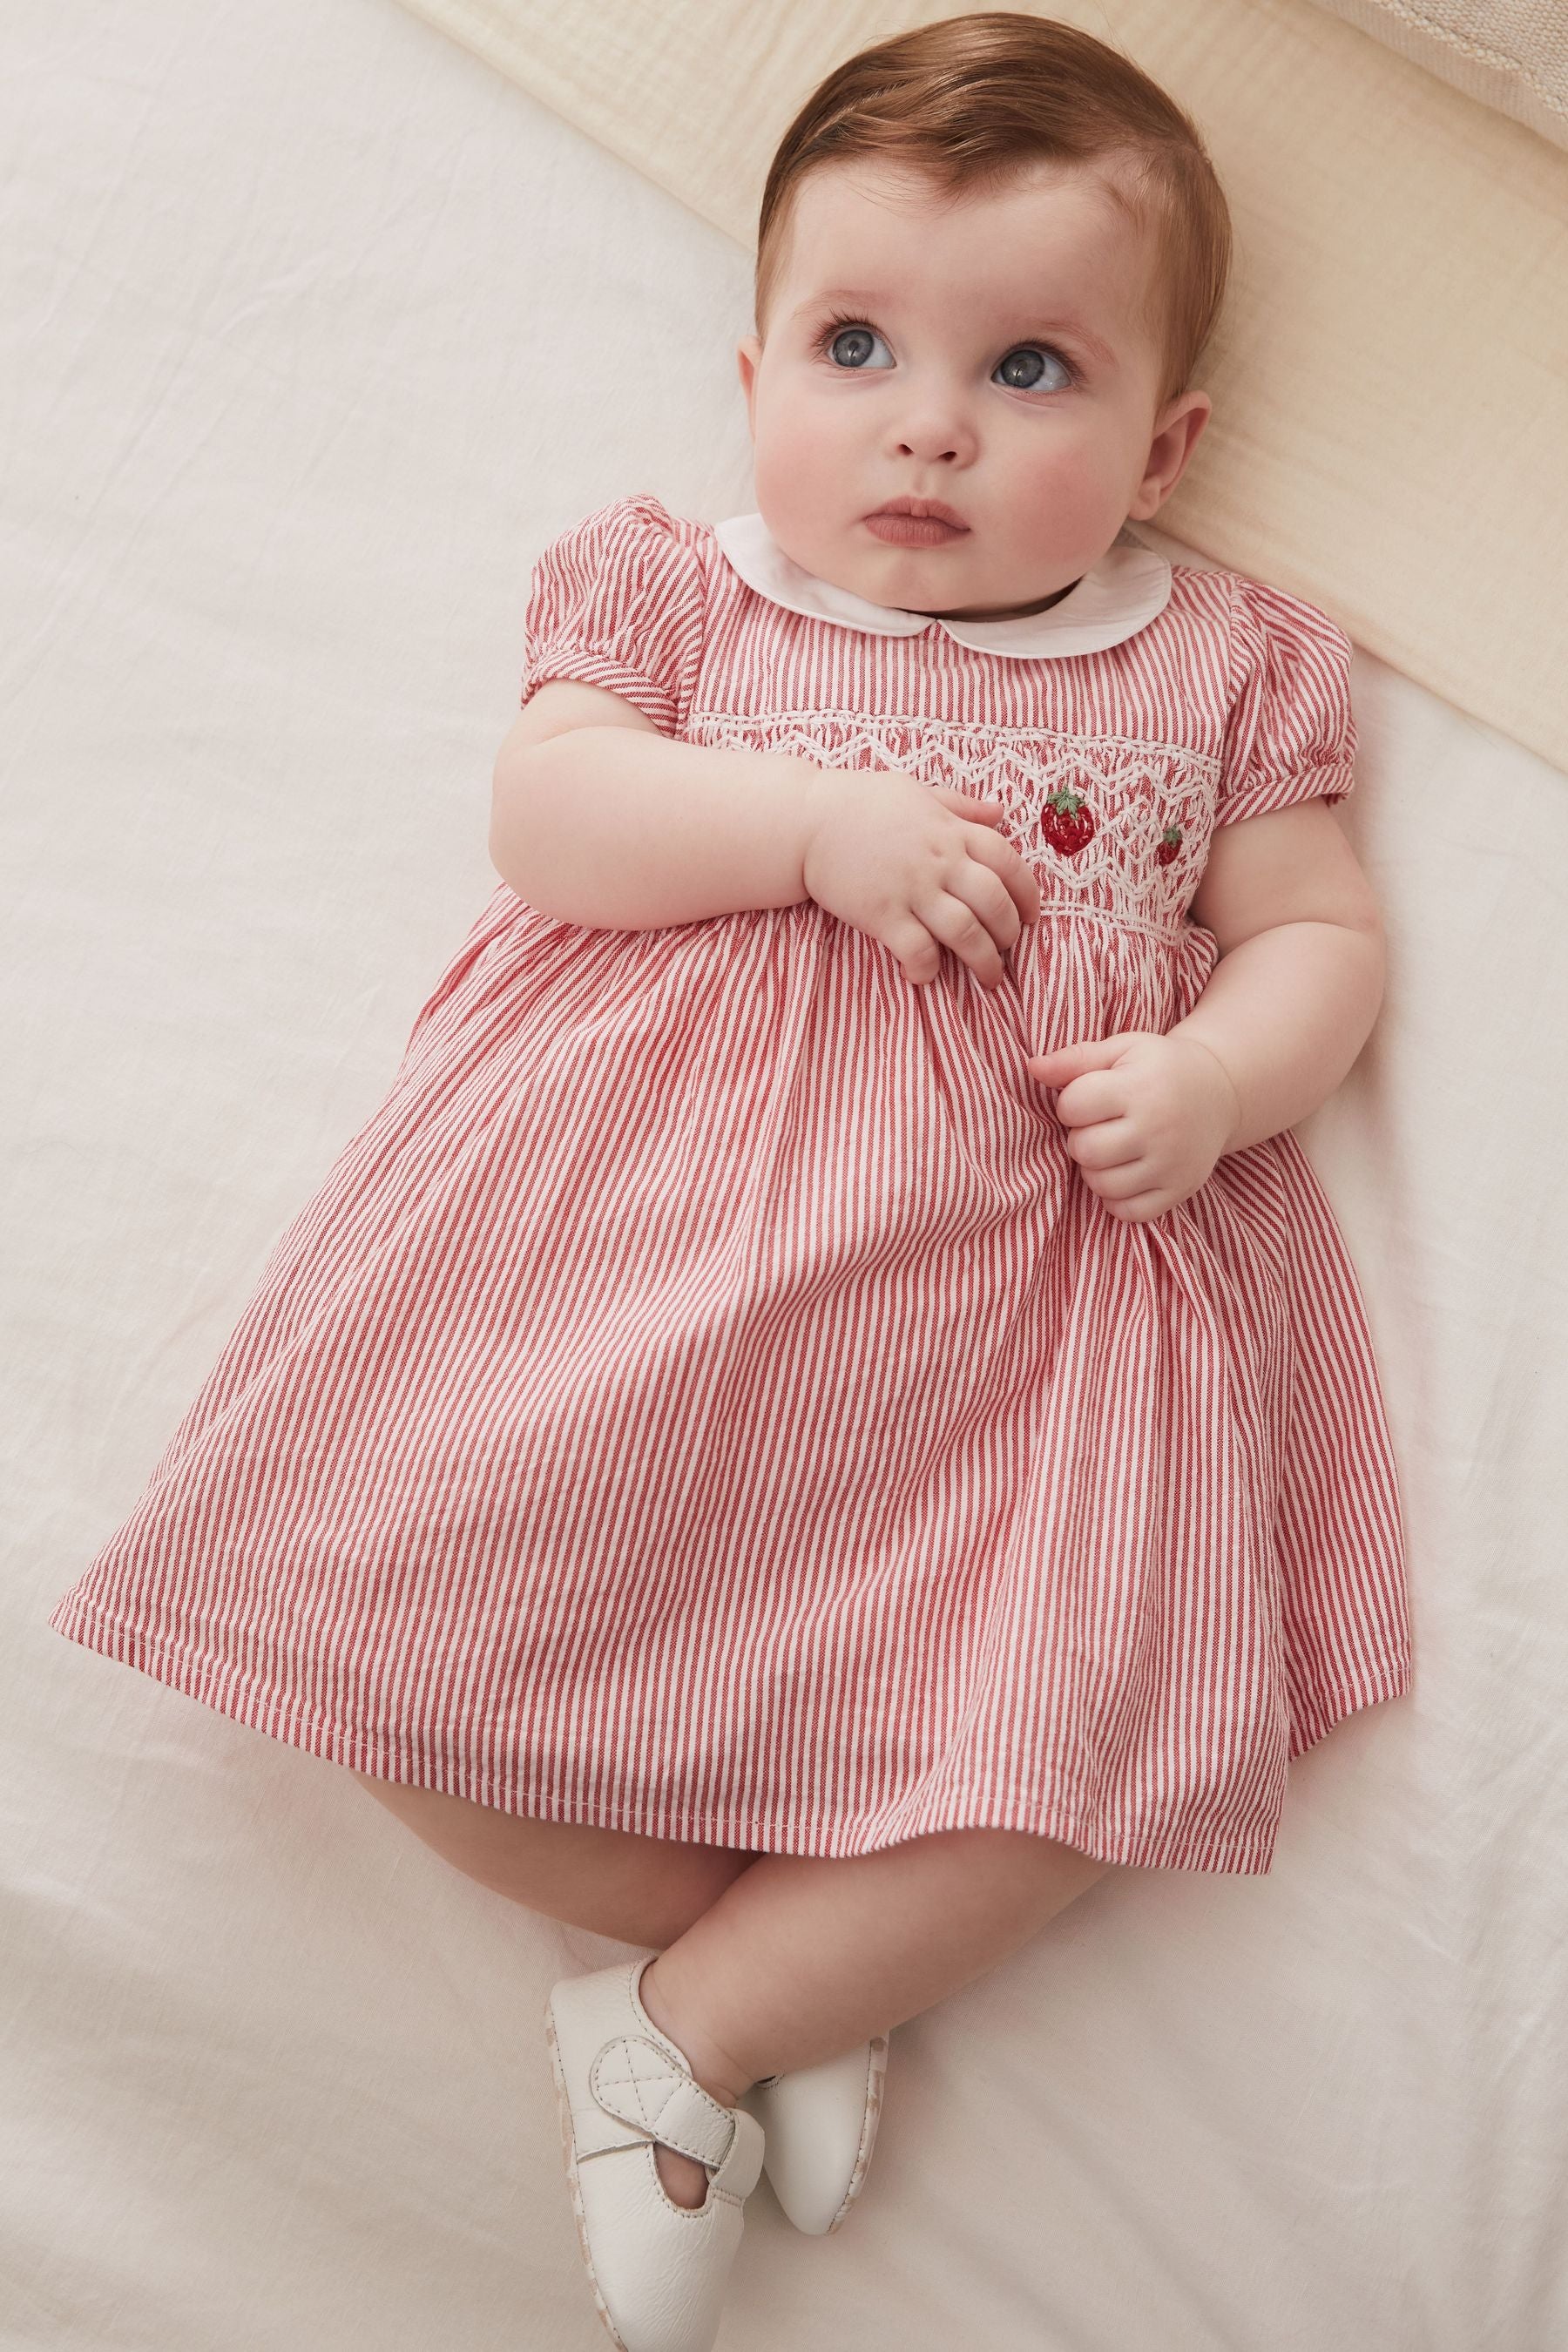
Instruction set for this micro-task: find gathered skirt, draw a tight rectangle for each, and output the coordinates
[48,882,1413,1873]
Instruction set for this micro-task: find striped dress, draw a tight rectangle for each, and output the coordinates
[47,490,1413,1874]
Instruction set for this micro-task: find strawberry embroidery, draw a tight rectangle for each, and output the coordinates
[1154,823,1183,868]
[1039,787,1095,859]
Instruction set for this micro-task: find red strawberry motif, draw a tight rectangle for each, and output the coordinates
[1039,787,1095,859]
[1154,823,1183,868]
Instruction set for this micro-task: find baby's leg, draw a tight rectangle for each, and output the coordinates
[349,1772,758,1947]
[639,1827,1112,2207]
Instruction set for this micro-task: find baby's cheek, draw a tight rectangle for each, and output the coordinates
[752,413,850,541]
[1006,436,1121,554]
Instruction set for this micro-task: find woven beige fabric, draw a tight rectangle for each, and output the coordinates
[390,0,1568,775]
[1308,1,1566,151]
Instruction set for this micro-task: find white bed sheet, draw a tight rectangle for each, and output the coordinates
[5,3,1567,2347]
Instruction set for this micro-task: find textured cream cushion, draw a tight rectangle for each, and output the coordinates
[1308,0,1567,150]
[391,0,1568,778]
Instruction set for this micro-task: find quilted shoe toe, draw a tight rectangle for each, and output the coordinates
[740,2032,889,2236]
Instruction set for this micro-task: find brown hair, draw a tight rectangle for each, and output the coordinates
[754,12,1232,412]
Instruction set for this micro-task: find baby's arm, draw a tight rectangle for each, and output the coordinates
[1166,799,1386,1152]
[490,702,828,930]
[1026,799,1384,1224]
[490,694,1035,994]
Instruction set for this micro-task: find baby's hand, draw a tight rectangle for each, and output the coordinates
[1025,1031,1241,1225]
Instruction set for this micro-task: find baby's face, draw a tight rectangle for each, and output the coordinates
[737,159,1211,620]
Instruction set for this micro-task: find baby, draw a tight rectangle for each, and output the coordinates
[49,15,1412,2348]
[482,0,1402,2297]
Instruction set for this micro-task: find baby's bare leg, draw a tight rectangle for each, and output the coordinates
[349,1772,758,1948]
[639,1827,1112,2207]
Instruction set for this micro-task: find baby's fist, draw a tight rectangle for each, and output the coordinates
[1026,1031,1240,1223]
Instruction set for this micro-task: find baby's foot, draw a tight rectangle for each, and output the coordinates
[637,1960,750,2212]
[653,2142,711,2210]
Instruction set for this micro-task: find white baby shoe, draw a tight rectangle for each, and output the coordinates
[544,1953,767,2352]
[739,2031,890,2235]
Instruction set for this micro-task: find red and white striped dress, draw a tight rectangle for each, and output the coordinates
[48,491,1412,1874]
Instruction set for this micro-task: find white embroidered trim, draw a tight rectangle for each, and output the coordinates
[689,708,1220,939]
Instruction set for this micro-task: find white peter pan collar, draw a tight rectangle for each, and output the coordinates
[712,510,1172,659]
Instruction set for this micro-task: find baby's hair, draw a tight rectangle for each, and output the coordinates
[754,10,1233,413]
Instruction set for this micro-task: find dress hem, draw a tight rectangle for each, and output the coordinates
[45,1593,1412,1880]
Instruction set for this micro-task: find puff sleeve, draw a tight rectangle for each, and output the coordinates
[518,491,706,739]
[1213,573,1358,827]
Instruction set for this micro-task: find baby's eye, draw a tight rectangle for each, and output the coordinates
[815,321,1076,394]
[820,321,893,373]
[995,344,1076,395]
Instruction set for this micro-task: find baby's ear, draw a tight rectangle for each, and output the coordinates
[1132,389,1213,521]
[736,336,762,423]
